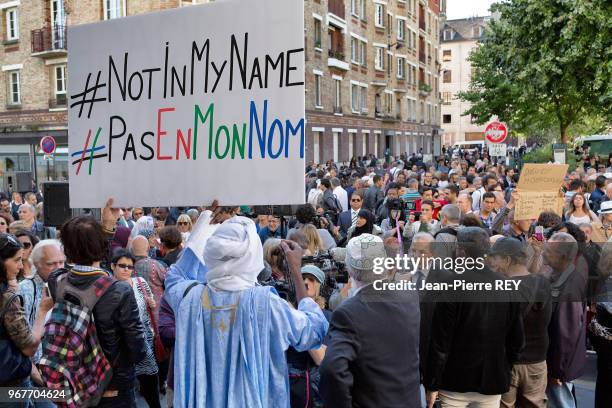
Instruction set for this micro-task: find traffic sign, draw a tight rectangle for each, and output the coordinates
[40,135,57,155]
[485,121,508,143]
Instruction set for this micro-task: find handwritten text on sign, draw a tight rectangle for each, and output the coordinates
[68,0,305,207]
[514,163,568,220]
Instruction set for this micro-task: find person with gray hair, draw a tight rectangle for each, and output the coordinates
[18,203,53,240]
[331,176,349,212]
[425,227,524,408]
[320,234,421,408]
[435,204,462,259]
[543,232,587,408]
[18,239,65,365]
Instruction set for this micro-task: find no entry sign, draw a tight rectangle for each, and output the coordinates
[485,121,507,143]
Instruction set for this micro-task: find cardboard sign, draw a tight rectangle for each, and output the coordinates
[514,163,568,220]
[68,0,305,207]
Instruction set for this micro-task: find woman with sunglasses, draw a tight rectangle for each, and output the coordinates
[0,212,12,234]
[0,234,53,405]
[14,230,39,281]
[111,249,160,408]
[176,214,193,242]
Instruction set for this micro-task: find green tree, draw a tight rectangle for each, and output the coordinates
[458,0,611,143]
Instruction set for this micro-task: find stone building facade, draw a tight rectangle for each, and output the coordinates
[439,16,489,146]
[304,0,443,164]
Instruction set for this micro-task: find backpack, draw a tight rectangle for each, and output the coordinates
[0,292,33,385]
[38,273,116,408]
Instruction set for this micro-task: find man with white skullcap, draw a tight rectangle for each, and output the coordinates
[164,209,329,408]
[320,234,421,408]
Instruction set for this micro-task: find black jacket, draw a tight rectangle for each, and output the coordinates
[48,269,147,392]
[320,283,421,408]
[424,267,525,395]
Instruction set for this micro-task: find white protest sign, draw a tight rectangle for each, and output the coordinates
[68,0,305,207]
[487,142,507,157]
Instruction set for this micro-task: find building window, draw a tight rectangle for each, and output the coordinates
[397,19,405,41]
[375,4,385,28]
[351,37,358,63]
[54,65,67,105]
[443,114,452,124]
[104,0,125,20]
[443,70,451,83]
[334,78,342,112]
[359,41,366,66]
[351,0,358,16]
[8,71,20,105]
[384,93,393,115]
[443,29,453,41]
[314,73,322,107]
[397,57,405,79]
[442,49,451,61]
[360,0,366,19]
[360,86,368,112]
[375,47,385,71]
[5,8,18,41]
[351,83,360,112]
[314,19,322,48]
[442,91,452,105]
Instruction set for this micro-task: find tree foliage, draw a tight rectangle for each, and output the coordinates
[458,0,611,143]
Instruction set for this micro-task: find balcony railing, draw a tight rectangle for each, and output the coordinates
[328,0,345,20]
[31,25,67,55]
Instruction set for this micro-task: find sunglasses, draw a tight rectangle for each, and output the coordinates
[178,222,190,226]
[0,234,22,251]
[116,263,135,270]
[21,242,32,249]
[133,212,143,216]
[351,198,362,202]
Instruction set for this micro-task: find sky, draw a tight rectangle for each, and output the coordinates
[446,0,497,20]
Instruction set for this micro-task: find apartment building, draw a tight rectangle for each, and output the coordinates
[0,0,442,190]
[439,16,489,146]
[305,0,443,164]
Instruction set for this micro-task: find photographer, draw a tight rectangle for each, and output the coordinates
[404,200,440,241]
[164,208,328,407]
[287,265,331,408]
[292,205,338,250]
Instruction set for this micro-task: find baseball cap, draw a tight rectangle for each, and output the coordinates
[301,264,325,284]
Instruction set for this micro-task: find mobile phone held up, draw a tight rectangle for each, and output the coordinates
[534,226,544,241]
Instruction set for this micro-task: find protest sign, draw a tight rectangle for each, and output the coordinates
[68,0,305,207]
[514,163,568,220]
[487,142,507,157]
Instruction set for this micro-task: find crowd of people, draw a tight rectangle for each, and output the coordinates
[0,146,612,408]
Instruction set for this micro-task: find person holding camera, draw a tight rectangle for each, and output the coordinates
[164,206,329,407]
[404,200,440,241]
[287,264,331,408]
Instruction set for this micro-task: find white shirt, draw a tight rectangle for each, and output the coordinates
[333,186,349,212]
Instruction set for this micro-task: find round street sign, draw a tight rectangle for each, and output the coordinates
[40,135,57,155]
[485,121,508,144]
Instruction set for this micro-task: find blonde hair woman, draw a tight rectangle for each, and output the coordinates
[302,224,324,256]
[176,214,193,242]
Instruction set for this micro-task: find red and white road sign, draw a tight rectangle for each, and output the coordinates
[485,121,508,144]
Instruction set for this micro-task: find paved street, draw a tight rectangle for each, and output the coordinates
[136,352,598,407]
